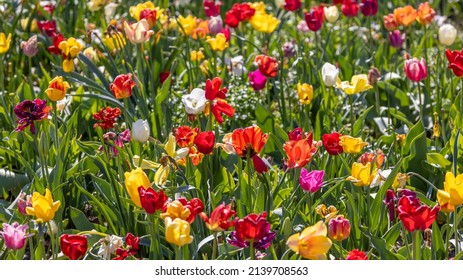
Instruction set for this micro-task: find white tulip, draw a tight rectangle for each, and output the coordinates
[132,119,150,143]
[321,62,339,87]
[439,24,457,46]
[182,88,207,115]
[324,6,339,23]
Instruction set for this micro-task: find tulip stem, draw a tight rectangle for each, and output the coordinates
[47,221,56,260]
[212,232,218,260]
[412,230,421,260]
[417,82,424,122]
[454,207,460,255]
[149,214,159,259]
[349,95,354,135]
[249,241,255,260]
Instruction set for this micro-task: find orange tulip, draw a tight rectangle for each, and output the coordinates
[416,2,435,25]
[393,6,417,26]
[283,133,318,169]
[231,126,268,158]
[255,54,279,78]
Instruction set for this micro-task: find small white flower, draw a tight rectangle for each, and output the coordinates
[181,88,207,115]
[321,62,339,87]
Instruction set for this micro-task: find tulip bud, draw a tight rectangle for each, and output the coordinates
[329,215,351,241]
[324,6,339,23]
[321,62,339,87]
[389,30,405,49]
[404,57,427,82]
[132,119,150,143]
[248,69,267,91]
[438,24,457,46]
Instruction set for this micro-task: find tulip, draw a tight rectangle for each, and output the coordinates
[203,0,221,17]
[322,132,343,155]
[358,149,385,167]
[397,196,440,232]
[205,77,227,100]
[199,203,236,232]
[208,16,223,35]
[339,135,368,154]
[124,168,151,208]
[228,212,276,250]
[161,198,204,223]
[321,62,339,87]
[286,221,332,260]
[383,13,397,31]
[341,0,359,17]
[393,5,417,26]
[210,99,235,124]
[323,6,339,23]
[129,2,156,20]
[37,20,57,36]
[93,106,121,130]
[299,169,325,193]
[110,74,136,99]
[132,119,150,143]
[347,162,376,187]
[0,222,29,250]
[17,193,32,216]
[26,189,61,223]
[178,15,197,36]
[437,172,463,212]
[416,2,435,26]
[228,55,247,76]
[45,76,70,102]
[231,126,268,159]
[383,189,396,221]
[20,35,39,57]
[225,3,255,28]
[0,32,12,54]
[60,234,88,260]
[297,83,313,105]
[336,74,373,94]
[283,134,318,169]
[283,0,301,11]
[304,7,324,32]
[346,249,368,260]
[206,33,228,51]
[439,24,457,46]
[139,9,157,28]
[389,30,405,49]
[58,37,84,72]
[104,32,127,51]
[165,217,193,247]
[360,0,378,17]
[182,88,207,115]
[194,131,215,154]
[138,186,168,214]
[83,47,99,62]
[315,204,338,221]
[248,69,267,91]
[404,57,427,82]
[175,126,199,147]
[445,49,463,77]
[124,19,154,44]
[328,215,351,241]
[288,127,303,141]
[255,54,279,78]
[367,67,381,85]
[282,41,297,58]
[249,12,280,33]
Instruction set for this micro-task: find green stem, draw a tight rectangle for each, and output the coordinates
[454,207,459,255]
[412,230,421,260]
[212,232,218,260]
[47,221,56,259]
[149,214,158,259]
[249,240,255,260]
[418,82,424,122]
[349,95,354,135]
[175,245,181,260]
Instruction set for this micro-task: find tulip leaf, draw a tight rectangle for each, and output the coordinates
[426,153,452,169]
[432,222,446,260]
[353,106,374,137]
[192,234,214,259]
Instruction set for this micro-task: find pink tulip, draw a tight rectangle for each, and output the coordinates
[248,69,267,91]
[0,222,29,250]
[404,58,427,82]
[299,168,325,193]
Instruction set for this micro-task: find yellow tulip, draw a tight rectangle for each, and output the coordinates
[160,200,191,221]
[339,135,368,154]
[0,33,12,54]
[437,172,463,212]
[347,162,377,187]
[26,189,61,223]
[297,83,314,105]
[124,168,151,207]
[45,76,70,102]
[58,38,84,72]
[178,15,197,36]
[190,50,205,62]
[286,221,332,260]
[250,12,280,33]
[164,217,193,247]
[249,2,266,12]
[104,33,126,51]
[336,74,373,94]
[206,33,228,52]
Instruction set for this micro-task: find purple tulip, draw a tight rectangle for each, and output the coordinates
[389,30,405,49]
[0,222,29,250]
[14,99,50,134]
[299,168,325,193]
[248,69,267,91]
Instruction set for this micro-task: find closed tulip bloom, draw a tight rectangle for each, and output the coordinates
[208,16,223,35]
[389,30,405,49]
[321,62,339,87]
[322,132,343,155]
[397,196,440,232]
[203,0,221,17]
[194,131,215,154]
[248,69,267,91]
[139,9,157,28]
[299,169,325,193]
[20,35,39,57]
[360,0,378,16]
[0,32,12,54]
[124,168,151,208]
[45,76,70,102]
[416,2,435,25]
[393,6,417,26]
[255,54,279,78]
[60,234,88,260]
[228,212,276,250]
[110,74,136,99]
[339,135,368,154]
[404,57,427,82]
[445,49,463,77]
[304,7,324,32]
[286,221,332,260]
[328,215,351,241]
[439,24,457,46]
[199,203,236,232]
[206,33,228,51]
[324,6,339,23]
[0,222,29,250]
[165,217,193,247]
[26,189,61,223]
[341,0,359,17]
[346,249,368,260]
[437,172,463,212]
[132,119,150,143]
[347,162,376,187]
[138,186,168,214]
[336,74,373,94]
[297,83,314,105]
[124,19,154,44]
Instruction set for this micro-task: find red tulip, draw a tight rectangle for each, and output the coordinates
[205,77,227,100]
[37,20,57,36]
[138,186,168,214]
[175,126,199,147]
[255,55,279,78]
[203,0,221,17]
[228,212,276,250]
[60,234,88,260]
[346,249,368,260]
[160,71,171,84]
[396,195,440,232]
[304,6,324,32]
[47,33,64,55]
[328,215,351,241]
[224,3,255,28]
[110,74,136,99]
[360,0,378,17]
[284,0,301,12]
[93,106,122,130]
[140,9,157,27]
[288,127,303,141]
[199,203,236,231]
[322,132,344,155]
[194,131,215,154]
[446,48,463,77]
[404,58,427,82]
[342,0,359,17]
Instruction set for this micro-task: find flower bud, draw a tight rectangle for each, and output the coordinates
[438,24,457,46]
[321,62,339,87]
[131,119,150,143]
[324,6,339,23]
